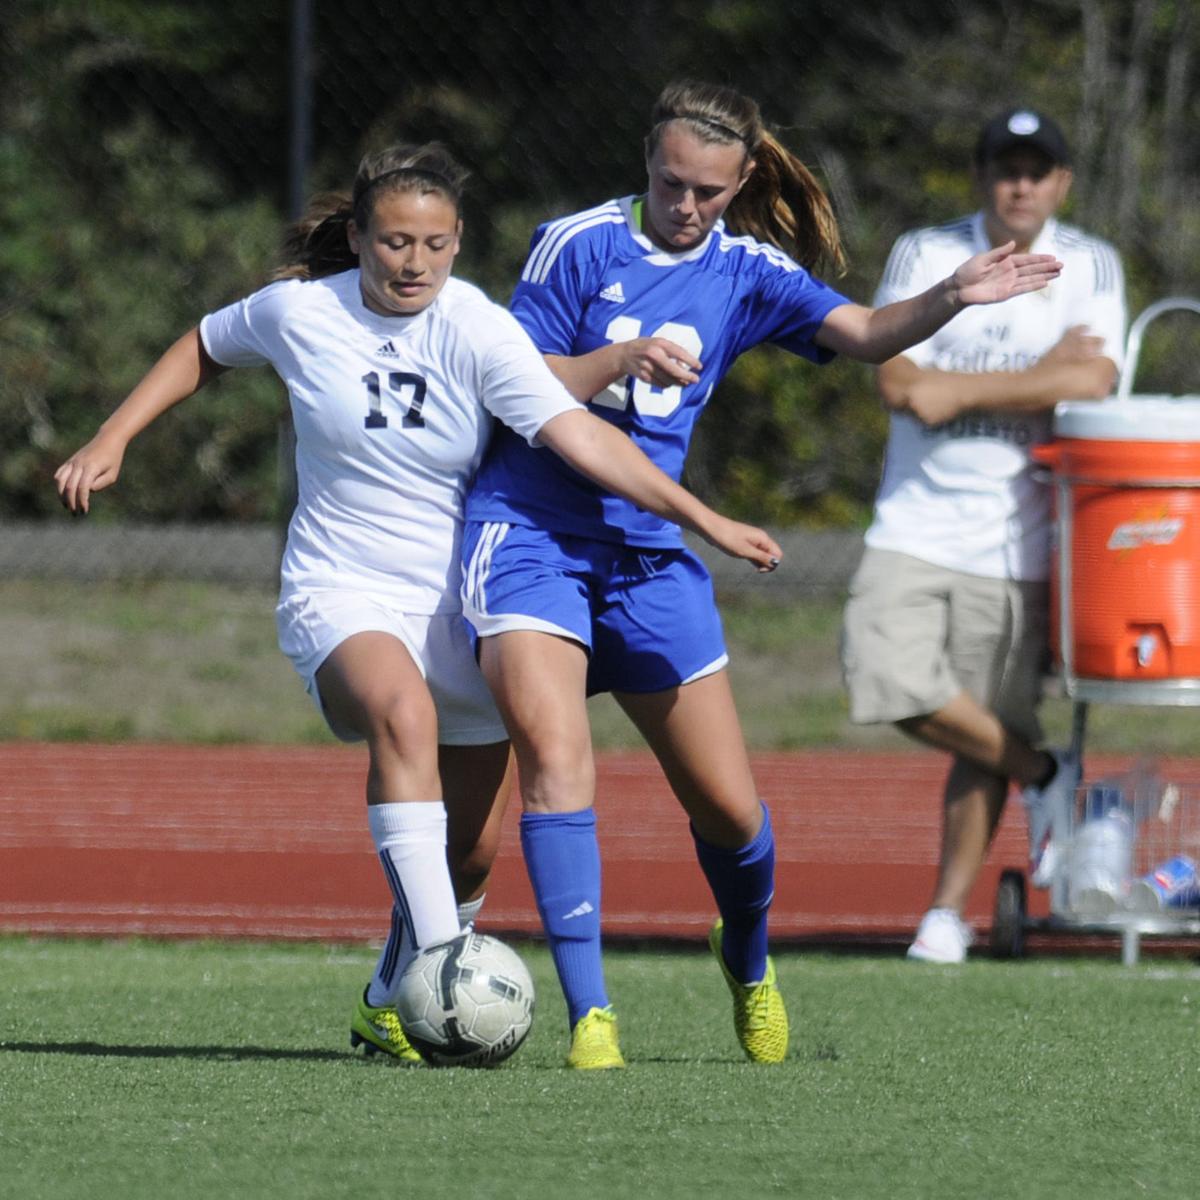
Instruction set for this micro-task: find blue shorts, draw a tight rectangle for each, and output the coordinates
[461,521,728,695]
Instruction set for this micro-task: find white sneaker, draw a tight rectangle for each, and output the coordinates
[1022,748,1080,888]
[907,908,972,963]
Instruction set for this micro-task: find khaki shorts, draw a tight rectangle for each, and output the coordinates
[840,547,1048,743]
[276,589,507,746]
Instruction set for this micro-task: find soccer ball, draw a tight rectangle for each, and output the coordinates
[395,931,535,1067]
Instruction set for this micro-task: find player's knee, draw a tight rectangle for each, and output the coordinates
[514,741,593,811]
[367,690,439,763]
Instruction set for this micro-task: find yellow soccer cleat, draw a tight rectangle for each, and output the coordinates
[566,1005,626,1070]
[349,991,423,1065]
[708,919,789,1064]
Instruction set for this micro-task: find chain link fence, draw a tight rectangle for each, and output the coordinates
[0,520,865,600]
[3,2,1197,581]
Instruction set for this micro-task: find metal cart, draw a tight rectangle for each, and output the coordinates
[992,297,1200,965]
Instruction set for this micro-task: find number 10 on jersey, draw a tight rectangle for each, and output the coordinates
[591,317,702,419]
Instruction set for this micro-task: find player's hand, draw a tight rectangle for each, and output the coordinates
[54,431,128,514]
[701,516,782,573]
[951,242,1063,306]
[1040,324,1106,365]
[616,337,702,388]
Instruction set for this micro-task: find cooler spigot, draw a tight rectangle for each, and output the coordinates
[1136,633,1157,668]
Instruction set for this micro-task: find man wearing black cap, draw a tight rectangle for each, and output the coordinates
[841,108,1127,962]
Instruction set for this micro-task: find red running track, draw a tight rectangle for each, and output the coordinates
[2,743,1192,947]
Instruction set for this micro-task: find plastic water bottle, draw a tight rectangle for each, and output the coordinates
[1083,762,1166,824]
[1068,805,1134,917]
[1083,783,1126,822]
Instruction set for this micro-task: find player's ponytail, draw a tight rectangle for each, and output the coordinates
[272,143,469,281]
[734,130,845,276]
[272,193,357,280]
[645,81,845,275]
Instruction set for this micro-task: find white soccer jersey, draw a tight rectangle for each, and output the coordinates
[200,271,580,611]
[866,212,1126,581]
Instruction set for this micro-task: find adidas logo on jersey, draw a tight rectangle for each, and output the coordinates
[377,340,400,358]
[598,281,625,303]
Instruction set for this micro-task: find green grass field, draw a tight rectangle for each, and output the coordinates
[2,937,1197,1199]
[5,582,1200,1196]
[3,579,1197,754]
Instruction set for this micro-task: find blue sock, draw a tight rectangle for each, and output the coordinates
[692,803,775,983]
[520,808,608,1027]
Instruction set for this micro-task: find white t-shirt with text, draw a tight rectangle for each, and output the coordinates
[866,212,1126,580]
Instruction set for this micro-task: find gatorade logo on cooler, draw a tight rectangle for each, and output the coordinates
[1107,516,1184,551]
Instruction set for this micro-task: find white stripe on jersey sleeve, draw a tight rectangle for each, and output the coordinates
[878,218,974,298]
[1052,223,1123,295]
[522,202,625,285]
[715,232,801,272]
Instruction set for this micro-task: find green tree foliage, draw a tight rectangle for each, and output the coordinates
[1,1,285,519]
[3,0,1198,525]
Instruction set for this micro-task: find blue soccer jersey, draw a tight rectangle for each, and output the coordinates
[466,196,851,547]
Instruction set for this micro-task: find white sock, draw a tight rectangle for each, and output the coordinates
[457,894,485,932]
[365,802,459,1007]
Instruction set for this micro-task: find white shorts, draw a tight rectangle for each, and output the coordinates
[275,589,507,746]
[840,547,1047,743]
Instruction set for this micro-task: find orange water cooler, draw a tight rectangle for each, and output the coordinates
[1035,397,1200,702]
[992,298,1200,965]
[1035,297,1200,706]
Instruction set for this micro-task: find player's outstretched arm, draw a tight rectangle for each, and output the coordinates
[537,408,781,572]
[816,241,1063,365]
[55,328,226,514]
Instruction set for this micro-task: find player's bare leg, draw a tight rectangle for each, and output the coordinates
[615,669,759,846]
[317,632,443,802]
[478,630,595,816]
[439,740,515,906]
